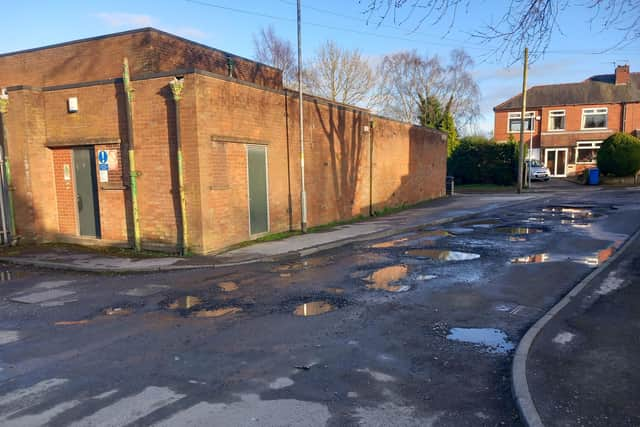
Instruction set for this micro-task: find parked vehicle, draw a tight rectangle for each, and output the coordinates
[526,159,551,181]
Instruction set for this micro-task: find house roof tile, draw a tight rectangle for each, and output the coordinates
[494,72,640,111]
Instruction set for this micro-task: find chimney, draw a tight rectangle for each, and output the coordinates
[615,64,630,85]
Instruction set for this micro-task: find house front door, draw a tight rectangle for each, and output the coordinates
[545,148,568,177]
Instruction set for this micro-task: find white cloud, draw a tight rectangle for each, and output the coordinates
[95,12,155,28]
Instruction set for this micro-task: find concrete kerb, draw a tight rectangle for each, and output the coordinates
[511,225,640,427]
[0,195,539,273]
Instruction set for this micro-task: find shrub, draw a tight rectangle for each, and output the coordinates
[597,132,640,177]
[447,136,518,185]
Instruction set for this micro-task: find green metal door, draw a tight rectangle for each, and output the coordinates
[73,147,101,237]
[247,145,269,235]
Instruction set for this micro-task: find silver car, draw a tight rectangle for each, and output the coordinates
[526,159,551,181]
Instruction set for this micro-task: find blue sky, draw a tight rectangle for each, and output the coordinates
[1,0,639,134]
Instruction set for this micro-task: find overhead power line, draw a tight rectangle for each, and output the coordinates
[184,0,640,56]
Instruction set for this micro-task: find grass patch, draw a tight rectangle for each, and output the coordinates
[0,242,170,259]
[455,184,516,193]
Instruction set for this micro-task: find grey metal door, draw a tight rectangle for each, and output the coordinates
[73,147,101,237]
[247,145,269,235]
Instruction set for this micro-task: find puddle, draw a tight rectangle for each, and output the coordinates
[192,307,242,318]
[446,328,515,354]
[511,253,552,264]
[55,320,90,326]
[494,226,545,235]
[326,287,345,294]
[415,274,437,281]
[167,296,203,310]
[512,245,617,267]
[364,265,410,292]
[370,238,409,248]
[293,301,336,317]
[405,249,480,261]
[543,206,598,218]
[561,220,591,228]
[460,218,501,228]
[446,227,474,234]
[353,253,394,266]
[217,281,239,292]
[103,307,134,316]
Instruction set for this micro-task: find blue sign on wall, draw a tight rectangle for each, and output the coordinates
[99,164,109,171]
[98,150,108,164]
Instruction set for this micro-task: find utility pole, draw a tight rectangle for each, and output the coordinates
[517,47,528,194]
[297,0,308,232]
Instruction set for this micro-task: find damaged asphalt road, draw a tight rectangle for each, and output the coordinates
[1,188,640,426]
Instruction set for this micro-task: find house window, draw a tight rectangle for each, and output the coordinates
[575,141,602,164]
[582,108,608,129]
[548,110,566,131]
[508,112,535,133]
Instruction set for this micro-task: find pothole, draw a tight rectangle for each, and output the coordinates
[192,307,242,318]
[405,249,480,261]
[167,296,203,310]
[0,270,32,282]
[217,281,239,292]
[494,226,545,235]
[459,218,502,228]
[511,245,618,267]
[103,307,134,316]
[446,327,514,354]
[272,256,334,273]
[363,265,410,292]
[370,238,409,248]
[293,301,336,317]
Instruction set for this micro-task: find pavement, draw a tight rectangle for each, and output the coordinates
[517,216,640,426]
[0,192,538,273]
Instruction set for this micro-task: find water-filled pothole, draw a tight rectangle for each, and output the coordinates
[217,281,239,292]
[446,327,515,354]
[460,218,502,228]
[272,256,334,273]
[405,249,480,261]
[370,238,409,248]
[494,226,545,235]
[0,270,32,282]
[364,265,410,292]
[511,245,618,266]
[167,296,203,310]
[293,301,336,317]
[192,307,242,318]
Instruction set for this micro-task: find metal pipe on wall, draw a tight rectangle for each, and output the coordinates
[297,0,308,232]
[0,91,15,243]
[123,58,142,251]
[169,76,189,255]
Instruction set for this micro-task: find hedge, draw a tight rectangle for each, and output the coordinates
[447,137,518,185]
[597,132,640,177]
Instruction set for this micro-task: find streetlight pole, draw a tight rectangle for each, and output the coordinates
[297,0,308,232]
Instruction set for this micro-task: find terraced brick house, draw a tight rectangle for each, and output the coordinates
[494,65,640,177]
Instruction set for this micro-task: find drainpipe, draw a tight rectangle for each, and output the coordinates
[369,119,374,217]
[169,77,189,255]
[621,102,627,133]
[123,58,142,251]
[0,90,15,242]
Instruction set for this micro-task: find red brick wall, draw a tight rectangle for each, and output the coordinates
[372,119,446,209]
[4,68,446,254]
[0,29,281,90]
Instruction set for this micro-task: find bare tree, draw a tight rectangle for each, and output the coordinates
[361,0,640,61]
[303,41,376,106]
[374,51,446,122]
[253,25,297,87]
[445,49,480,128]
[373,49,479,129]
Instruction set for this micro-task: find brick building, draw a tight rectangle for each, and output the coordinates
[0,28,446,254]
[493,65,640,177]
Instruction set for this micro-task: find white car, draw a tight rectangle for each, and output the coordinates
[526,159,551,181]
